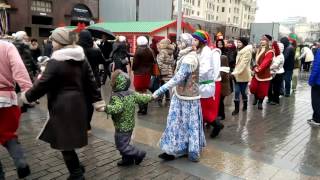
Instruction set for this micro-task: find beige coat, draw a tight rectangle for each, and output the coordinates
[156,39,175,82]
[232,45,253,82]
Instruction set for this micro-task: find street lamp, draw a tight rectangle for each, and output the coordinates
[177,0,182,41]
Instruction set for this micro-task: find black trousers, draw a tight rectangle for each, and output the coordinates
[218,96,226,118]
[0,160,4,180]
[115,131,145,159]
[304,62,311,71]
[268,74,283,103]
[61,150,83,178]
[312,85,320,123]
[87,104,94,130]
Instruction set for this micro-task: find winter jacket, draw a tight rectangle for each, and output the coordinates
[13,40,39,80]
[220,55,231,97]
[30,46,41,63]
[232,45,253,82]
[300,47,314,63]
[106,71,152,132]
[281,37,295,71]
[255,48,274,81]
[271,43,285,75]
[22,45,104,150]
[225,46,237,70]
[199,46,220,98]
[132,46,154,75]
[0,40,32,107]
[309,49,320,86]
[156,39,175,82]
[110,42,131,73]
[78,30,107,87]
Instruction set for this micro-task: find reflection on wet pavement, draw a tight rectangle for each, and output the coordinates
[42,74,320,179]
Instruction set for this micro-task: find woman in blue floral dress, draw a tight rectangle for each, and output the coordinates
[153,33,206,162]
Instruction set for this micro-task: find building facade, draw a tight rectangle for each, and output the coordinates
[4,0,99,39]
[172,0,257,39]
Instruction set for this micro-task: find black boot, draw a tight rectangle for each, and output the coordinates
[258,99,263,110]
[158,153,175,161]
[4,139,30,179]
[117,156,134,166]
[0,161,4,180]
[243,100,248,111]
[210,120,224,138]
[134,151,146,165]
[138,104,143,114]
[140,104,148,115]
[253,96,258,105]
[232,101,240,116]
[62,151,84,180]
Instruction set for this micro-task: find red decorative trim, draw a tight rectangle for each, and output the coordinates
[150,20,195,35]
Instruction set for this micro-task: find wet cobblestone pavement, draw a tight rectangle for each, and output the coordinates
[1,73,319,179]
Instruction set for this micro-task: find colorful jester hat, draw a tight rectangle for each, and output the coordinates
[192,30,209,44]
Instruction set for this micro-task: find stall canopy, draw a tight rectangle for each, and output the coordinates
[89,20,195,35]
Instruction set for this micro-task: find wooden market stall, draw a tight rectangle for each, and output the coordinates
[90,20,195,53]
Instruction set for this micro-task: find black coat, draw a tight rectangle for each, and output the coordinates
[79,30,108,86]
[281,37,295,71]
[13,41,38,80]
[81,47,107,87]
[25,46,102,150]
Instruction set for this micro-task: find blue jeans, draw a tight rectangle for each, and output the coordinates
[234,82,248,101]
[283,70,293,95]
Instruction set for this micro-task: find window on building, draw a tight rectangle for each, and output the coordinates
[222,7,225,12]
[229,8,231,13]
[192,10,194,15]
[217,6,219,12]
[223,0,225,2]
[216,16,218,21]
[198,0,200,7]
[228,18,230,23]
[197,11,200,16]
[192,0,195,5]
[31,0,52,13]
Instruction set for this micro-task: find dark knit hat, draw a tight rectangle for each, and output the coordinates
[262,34,272,41]
[238,37,249,46]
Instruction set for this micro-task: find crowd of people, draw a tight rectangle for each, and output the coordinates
[0,27,320,180]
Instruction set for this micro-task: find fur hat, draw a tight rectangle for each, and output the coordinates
[137,36,148,46]
[14,31,27,41]
[50,27,76,46]
[158,39,174,50]
[192,30,209,44]
[179,33,193,47]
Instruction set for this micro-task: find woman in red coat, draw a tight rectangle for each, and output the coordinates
[250,35,275,110]
[132,36,154,115]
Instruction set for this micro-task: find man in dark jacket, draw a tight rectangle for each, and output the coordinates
[280,37,295,97]
[78,30,108,131]
[13,31,38,81]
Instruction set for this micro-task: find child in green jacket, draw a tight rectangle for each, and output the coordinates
[105,70,152,166]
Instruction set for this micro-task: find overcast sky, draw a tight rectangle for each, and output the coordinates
[255,0,319,23]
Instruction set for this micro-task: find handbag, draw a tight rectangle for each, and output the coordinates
[150,48,161,76]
